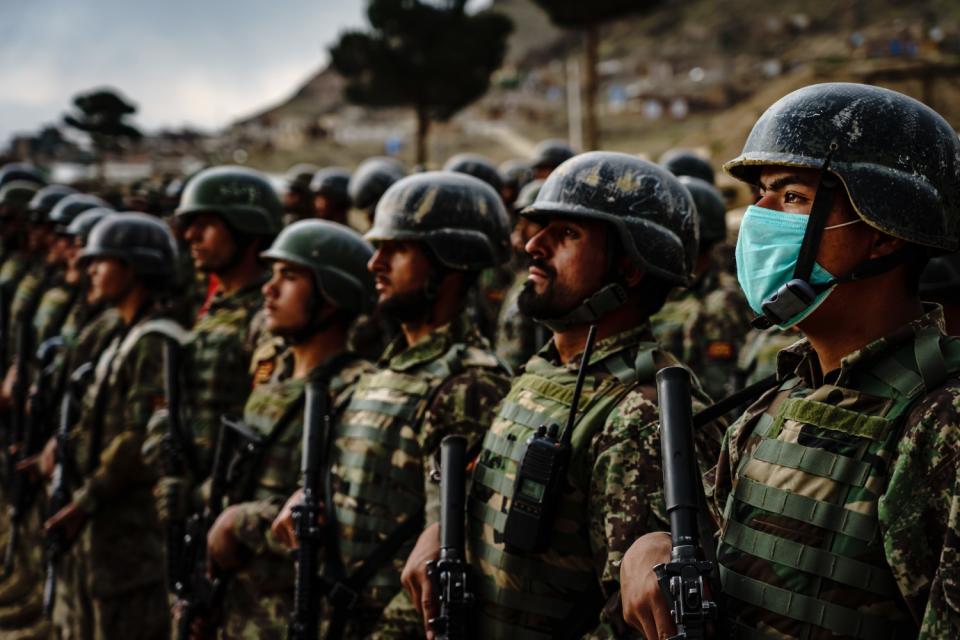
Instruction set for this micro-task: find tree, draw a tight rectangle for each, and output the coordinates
[63,87,142,175]
[330,0,512,165]
[532,0,662,150]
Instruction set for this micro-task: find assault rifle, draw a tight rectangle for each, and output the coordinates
[653,366,717,640]
[4,336,64,577]
[43,361,94,617]
[174,415,261,640]
[161,338,202,595]
[288,380,327,640]
[427,435,473,640]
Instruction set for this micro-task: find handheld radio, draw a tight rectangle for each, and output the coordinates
[503,325,597,554]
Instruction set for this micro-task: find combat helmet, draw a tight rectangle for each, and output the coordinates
[531,139,575,173]
[523,151,698,328]
[348,157,405,211]
[285,163,320,197]
[175,166,283,237]
[724,82,960,252]
[724,82,960,327]
[677,175,726,248]
[65,207,115,245]
[513,179,544,213]
[660,149,715,185]
[499,159,534,196]
[365,172,510,271]
[919,251,960,298]
[80,212,178,279]
[28,185,78,223]
[0,163,47,189]
[48,194,110,231]
[443,154,503,193]
[309,167,352,211]
[0,181,41,218]
[261,219,375,316]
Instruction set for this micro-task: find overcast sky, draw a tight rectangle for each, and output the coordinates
[0,0,492,144]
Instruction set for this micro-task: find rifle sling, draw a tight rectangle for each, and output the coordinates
[693,373,779,429]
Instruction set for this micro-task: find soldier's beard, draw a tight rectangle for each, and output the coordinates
[517,259,578,319]
[378,288,432,324]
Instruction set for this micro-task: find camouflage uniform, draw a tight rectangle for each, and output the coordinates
[376,325,723,639]
[33,272,78,344]
[219,348,373,640]
[652,260,753,401]
[735,326,804,389]
[61,309,183,640]
[184,278,266,465]
[713,305,960,638]
[326,312,509,639]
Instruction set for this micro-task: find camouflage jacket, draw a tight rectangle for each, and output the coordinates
[713,306,960,639]
[652,266,753,402]
[466,324,723,639]
[735,326,804,389]
[34,275,79,344]
[70,307,184,599]
[6,262,53,363]
[222,348,373,640]
[184,277,266,467]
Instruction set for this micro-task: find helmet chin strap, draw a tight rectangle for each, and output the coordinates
[754,145,911,329]
[535,282,628,333]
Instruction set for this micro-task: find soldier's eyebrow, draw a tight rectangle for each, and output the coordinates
[759,174,818,193]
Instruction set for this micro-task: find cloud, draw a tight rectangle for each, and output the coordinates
[0,0,365,142]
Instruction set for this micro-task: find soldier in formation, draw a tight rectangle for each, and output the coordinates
[0,81,956,640]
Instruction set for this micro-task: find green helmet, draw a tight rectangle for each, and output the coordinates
[660,149,715,185]
[443,154,503,193]
[524,151,698,285]
[348,157,405,211]
[365,172,510,271]
[678,176,726,248]
[261,219,375,316]
[285,163,320,196]
[175,166,282,237]
[48,194,110,230]
[0,181,41,218]
[28,185,78,222]
[309,167,352,210]
[0,163,47,189]
[513,179,544,213]
[80,212,178,279]
[65,207,115,244]
[531,139,575,171]
[724,82,960,252]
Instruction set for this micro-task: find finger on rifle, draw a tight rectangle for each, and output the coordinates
[420,573,437,640]
[15,453,39,472]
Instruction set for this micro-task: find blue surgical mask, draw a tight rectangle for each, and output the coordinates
[735,205,854,329]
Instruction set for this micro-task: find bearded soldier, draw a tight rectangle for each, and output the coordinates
[621,82,960,640]
[271,172,513,639]
[392,152,723,639]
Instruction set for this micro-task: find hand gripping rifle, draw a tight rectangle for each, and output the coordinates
[4,335,64,577]
[653,366,718,640]
[288,380,328,640]
[43,361,94,618]
[427,435,473,640]
[174,419,237,640]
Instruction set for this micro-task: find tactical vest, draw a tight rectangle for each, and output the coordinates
[330,342,504,608]
[718,328,960,639]
[467,340,667,639]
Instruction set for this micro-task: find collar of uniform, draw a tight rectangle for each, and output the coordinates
[774,303,946,387]
[380,311,481,371]
[206,272,267,313]
[538,323,656,371]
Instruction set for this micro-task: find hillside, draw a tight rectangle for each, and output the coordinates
[230,0,960,171]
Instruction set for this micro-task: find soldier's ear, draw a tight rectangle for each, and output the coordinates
[616,256,644,287]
